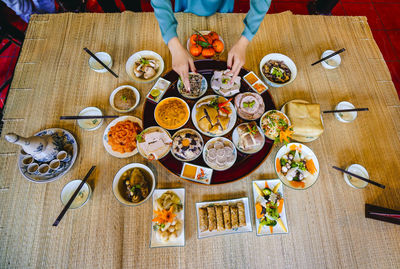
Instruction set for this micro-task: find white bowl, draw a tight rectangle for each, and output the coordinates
[61,179,92,209]
[154,97,190,130]
[88,52,112,73]
[112,163,156,207]
[109,85,140,113]
[232,123,265,154]
[259,110,291,141]
[334,101,357,123]
[177,72,208,99]
[274,142,319,190]
[203,137,237,171]
[137,126,172,160]
[343,164,369,189]
[77,107,104,131]
[126,50,164,83]
[191,95,237,137]
[171,128,204,162]
[321,50,341,69]
[259,53,297,88]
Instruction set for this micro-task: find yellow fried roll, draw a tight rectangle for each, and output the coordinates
[199,207,208,232]
[207,206,217,231]
[237,202,246,227]
[215,205,225,231]
[223,205,231,229]
[230,206,239,229]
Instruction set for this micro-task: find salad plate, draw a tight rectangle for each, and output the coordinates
[150,188,185,248]
[253,179,288,235]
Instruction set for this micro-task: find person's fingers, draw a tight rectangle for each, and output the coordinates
[181,69,191,92]
[227,52,233,70]
[188,57,196,73]
[229,58,242,84]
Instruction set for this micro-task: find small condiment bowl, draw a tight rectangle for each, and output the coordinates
[61,179,92,209]
[57,150,71,163]
[27,163,39,174]
[77,107,104,131]
[321,50,341,69]
[109,85,140,113]
[126,50,164,83]
[88,52,113,73]
[259,53,297,88]
[38,163,50,175]
[343,164,369,189]
[22,155,34,166]
[334,101,357,123]
[112,163,156,207]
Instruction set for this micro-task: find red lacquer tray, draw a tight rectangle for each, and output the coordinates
[142,60,276,184]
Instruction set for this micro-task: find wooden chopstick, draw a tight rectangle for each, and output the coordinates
[311,48,346,66]
[83,48,118,78]
[52,166,96,227]
[332,166,385,189]
[323,108,369,114]
[60,115,119,120]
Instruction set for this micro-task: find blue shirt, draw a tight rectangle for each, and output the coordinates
[151,0,271,44]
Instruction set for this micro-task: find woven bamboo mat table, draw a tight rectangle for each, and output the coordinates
[1,11,400,268]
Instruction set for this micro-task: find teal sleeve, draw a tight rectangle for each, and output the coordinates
[151,0,178,44]
[242,0,271,41]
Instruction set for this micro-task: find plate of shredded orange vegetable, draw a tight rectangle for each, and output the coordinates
[103,116,143,158]
[253,179,288,235]
[274,143,319,190]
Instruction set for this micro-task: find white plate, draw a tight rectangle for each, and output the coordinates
[191,95,237,137]
[259,110,291,141]
[126,50,164,83]
[102,116,143,158]
[274,143,320,190]
[177,72,208,99]
[259,53,297,88]
[232,123,265,154]
[171,128,204,162]
[196,197,252,239]
[252,179,289,235]
[136,126,172,160]
[203,137,237,171]
[18,128,78,183]
[210,70,241,97]
[150,188,185,248]
[186,30,225,57]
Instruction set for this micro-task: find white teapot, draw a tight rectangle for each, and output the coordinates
[5,133,59,162]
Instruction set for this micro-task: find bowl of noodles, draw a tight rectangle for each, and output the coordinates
[103,116,143,158]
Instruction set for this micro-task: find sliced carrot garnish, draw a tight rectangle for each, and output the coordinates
[276,158,281,173]
[306,159,317,174]
[278,199,284,213]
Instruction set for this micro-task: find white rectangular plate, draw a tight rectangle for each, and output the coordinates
[196,197,252,239]
[150,188,185,248]
[180,163,212,184]
[252,179,289,235]
[146,78,171,103]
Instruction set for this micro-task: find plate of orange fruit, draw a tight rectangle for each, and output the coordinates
[186,30,225,59]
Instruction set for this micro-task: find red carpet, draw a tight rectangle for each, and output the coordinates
[1,0,399,109]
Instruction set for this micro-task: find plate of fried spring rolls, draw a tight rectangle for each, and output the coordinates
[196,197,252,238]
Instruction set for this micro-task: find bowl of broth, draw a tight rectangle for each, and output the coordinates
[112,163,155,206]
[110,85,140,113]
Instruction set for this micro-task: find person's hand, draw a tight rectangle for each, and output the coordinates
[227,36,250,82]
[168,37,196,91]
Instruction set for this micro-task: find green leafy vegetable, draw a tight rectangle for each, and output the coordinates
[271,67,283,79]
[243,101,255,108]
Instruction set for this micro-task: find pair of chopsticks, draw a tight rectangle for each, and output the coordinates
[60,115,119,120]
[83,47,118,78]
[365,204,400,225]
[312,48,345,66]
[332,166,385,189]
[323,108,369,114]
[53,166,96,227]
